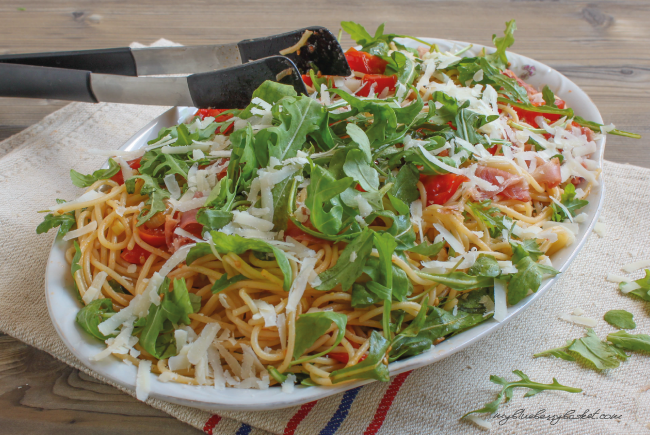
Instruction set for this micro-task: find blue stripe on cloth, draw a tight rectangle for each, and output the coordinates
[318,387,362,435]
[235,423,252,435]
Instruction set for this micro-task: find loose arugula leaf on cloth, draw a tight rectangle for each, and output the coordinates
[330,330,391,383]
[36,203,76,236]
[306,162,355,235]
[462,370,581,419]
[292,312,348,364]
[211,274,247,294]
[485,19,517,70]
[572,116,641,139]
[534,329,624,369]
[466,200,510,238]
[70,158,120,188]
[125,174,171,226]
[187,231,292,291]
[604,310,636,329]
[507,241,559,305]
[76,298,116,341]
[408,240,445,257]
[607,331,650,353]
[551,183,589,222]
[624,275,650,303]
[316,227,374,291]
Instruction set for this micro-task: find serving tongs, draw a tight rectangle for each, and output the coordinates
[0,27,350,108]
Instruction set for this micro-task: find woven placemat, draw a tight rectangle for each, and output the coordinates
[0,101,648,435]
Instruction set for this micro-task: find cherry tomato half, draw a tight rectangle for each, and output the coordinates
[344,47,388,74]
[110,157,142,185]
[356,74,397,97]
[419,173,469,206]
[120,244,151,265]
[137,225,167,247]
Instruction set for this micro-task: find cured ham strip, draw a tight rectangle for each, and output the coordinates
[474,165,531,202]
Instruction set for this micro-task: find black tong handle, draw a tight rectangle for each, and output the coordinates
[0,63,97,102]
[0,47,137,76]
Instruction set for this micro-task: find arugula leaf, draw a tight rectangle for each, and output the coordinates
[267,366,287,384]
[36,209,76,237]
[351,283,381,308]
[343,149,379,192]
[329,89,397,145]
[497,97,574,119]
[604,310,636,329]
[408,240,445,257]
[551,183,588,222]
[196,208,233,232]
[75,298,116,341]
[468,255,501,278]
[535,329,622,370]
[533,341,576,361]
[390,163,420,204]
[541,85,557,108]
[387,193,409,216]
[211,274,247,294]
[271,176,298,231]
[70,240,82,297]
[466,200,510,238]
[292,312,347,364]
[139,151,189,180]
[187,232,292,291]
[163,278,195,325]
[70,158,120,188]
[607,331,650,353]
[455,109,499,146]
[573,116,641,139]
[363,257,413,302]
[417,270,494,291]
[330,330,390,383]
[420,306,488,341]
[228,124,257,189]
[239,80,297,119]
[346,123,372,162]
[389,51,417,89]
[427,92,469,125]
[306,163,355,235]
[462,370,581,419]
[620,270,650,302]
[485,19,517,70]
[372,230,398,339]
[316,227,374,291]
[139,278,178,360]
[507,241,558,305]
[125,174,171,226]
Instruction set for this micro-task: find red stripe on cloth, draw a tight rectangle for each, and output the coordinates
[284,401,318,435]
[203,414,222,434]
[363,371,412,435]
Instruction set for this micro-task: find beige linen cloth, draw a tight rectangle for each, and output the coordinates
[0,101,649,435]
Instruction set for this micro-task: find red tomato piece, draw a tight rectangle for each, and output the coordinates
[356,74,397,97]
[137,225,167,247]
[120,244,151,265]
[328,353,368,364]
[487,145,499,155]
[420,173,469,206]
[194,108,234,135]
[110,157,143,185]
[301,74,337,89]
[344,48,388,74]
[354,184,366,192]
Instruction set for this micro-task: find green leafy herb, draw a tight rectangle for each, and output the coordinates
[620,270,650,302]
[573,116,641,139]
[389,164,420,205]
[551,183,588,222]
[330,330,390,383]
[139,278,178,359]
[125,174,171,226]
[604,310,636,329]
[507,242,559,305]
[196,208,233,232]
[485,19,517,70]
[70,158,120,188]
[373,232,398,339]
[316,227,374,291]
[541,85,557,108]
[462,370,581,419]
[292,312,347,364]
[36,208,76,237]
[533,341,576,361]
[306,162,355,235]
[497,97,574,119]
[211,274,248,294]
[468,255,501,278]
[467,200,510,238]
[607,331,650,353]
[534,329,623,370]
[408,240,445,257]
[76,298,116,341]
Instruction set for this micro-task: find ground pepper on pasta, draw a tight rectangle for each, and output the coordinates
[37,20,639,396]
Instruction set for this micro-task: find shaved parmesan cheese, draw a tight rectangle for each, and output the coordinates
[277,313,287,350]
[208,346,226,389]
[135,359,152,401]
[169,196,206,213]
[493,279,507,322]
[174,227,203,243]
[417,144,461,174]
[175,329,188,350]
[48,190,104,213]
[620,281,641,294]
[559,313,597,327]
[472,69,484,83]
[127,264,137,274]
[354,194,373,217]
[115,156,134,181]
[161,142,210,154]
[432,223,466,254]
[593,222,606,237]
[282,373,297,393]
[350,251,357,262]
[218,293,230,308]
[479,295,495,313]
[63,220,98,241]
[550,196,573,223]
[188,323,221,365]
[498,261,518,275]
[466,415,492,430]
[82,271,108,305]
[90,318,138,361]
[209,150,232,158]
[606,274,630,283]
[622,259,650,273]
[232,210,274,232]
[252,300,277,327]
[88,147,145,160]
[410,199,425,242]
[164,174,181,200]
[286,257,318,313]
[168,344,191,372]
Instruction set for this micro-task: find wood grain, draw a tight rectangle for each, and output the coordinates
[0,1,648,433]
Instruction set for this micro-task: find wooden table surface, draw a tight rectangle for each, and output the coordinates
[0,1,648,433]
